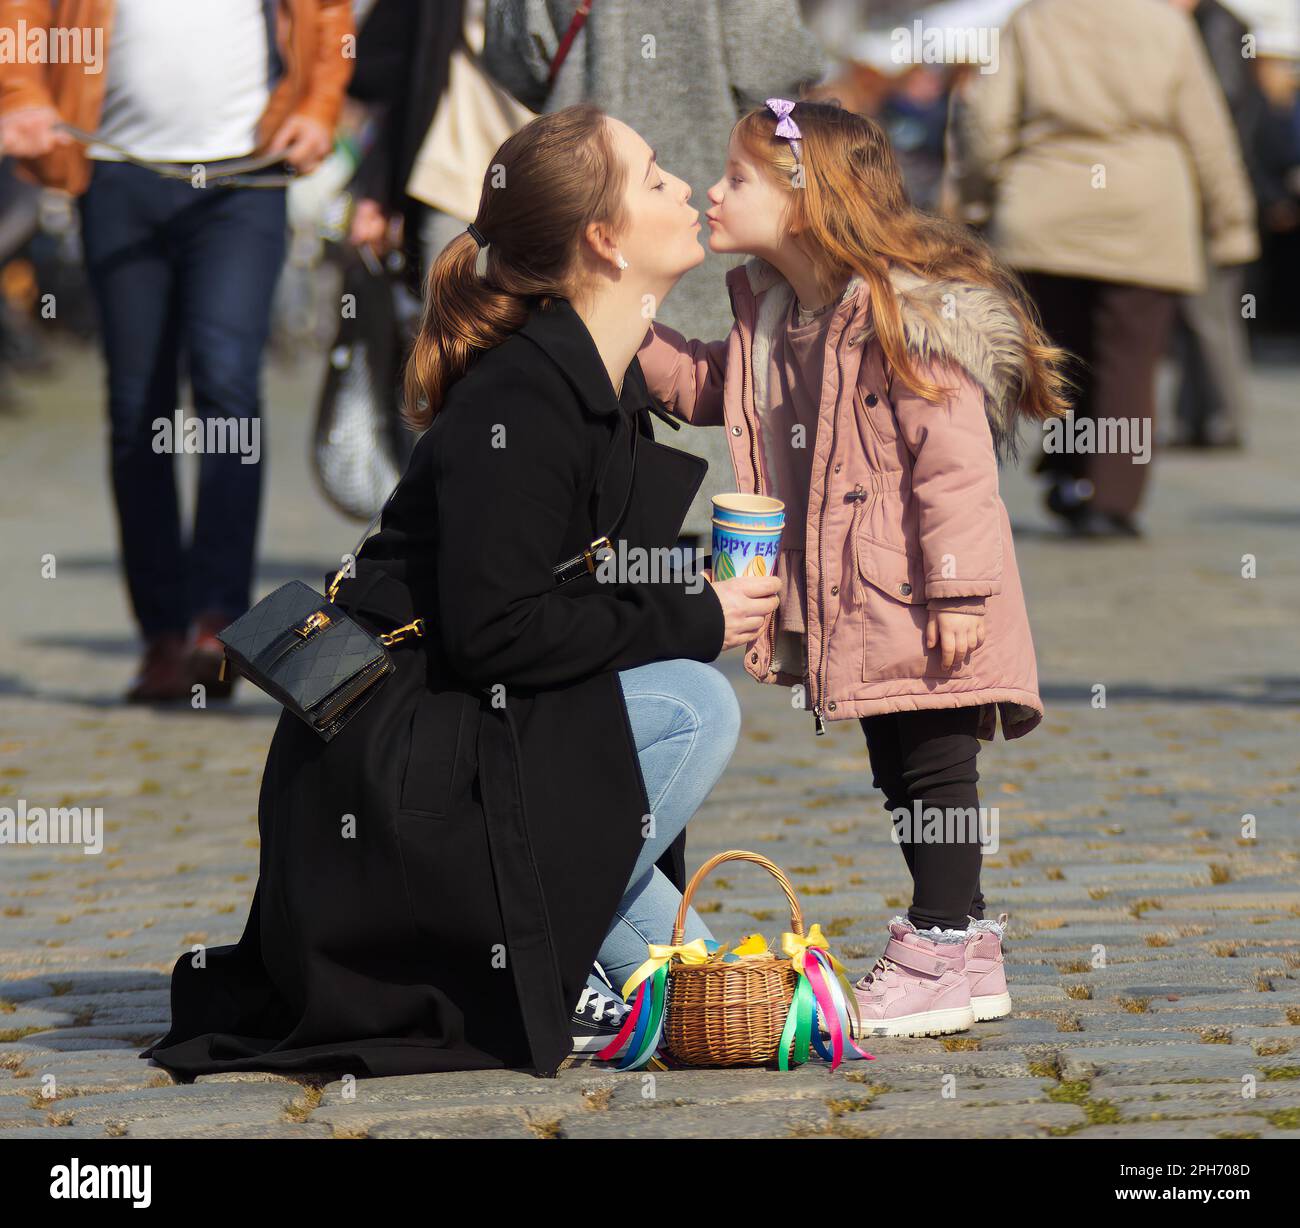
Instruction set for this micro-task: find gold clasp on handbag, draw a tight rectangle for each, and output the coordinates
[584,536,613,573]
[379,617,425,646]
[295,610,331,638]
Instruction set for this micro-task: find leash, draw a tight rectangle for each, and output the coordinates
[55,122,297,188]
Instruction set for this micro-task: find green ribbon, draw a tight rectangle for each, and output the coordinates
[778,972,817,1070]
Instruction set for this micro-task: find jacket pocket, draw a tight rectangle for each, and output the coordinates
[398,689,469,816]
[854,383,898,447]
[856,531,981,682]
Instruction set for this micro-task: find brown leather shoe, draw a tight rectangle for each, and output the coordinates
[189,612,236,700]
[126,632,193,703]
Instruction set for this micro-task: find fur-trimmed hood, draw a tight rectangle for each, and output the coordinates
[736,258,1030,459]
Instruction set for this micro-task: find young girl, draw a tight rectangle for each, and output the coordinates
[638,99,1070,1038]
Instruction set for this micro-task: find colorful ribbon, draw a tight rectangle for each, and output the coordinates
[778,927,876,1071]
[598,939,714,1070]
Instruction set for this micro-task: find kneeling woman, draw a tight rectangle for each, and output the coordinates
[142,105,779,1079]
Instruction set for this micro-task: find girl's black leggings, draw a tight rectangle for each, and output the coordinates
[860,706,985,932]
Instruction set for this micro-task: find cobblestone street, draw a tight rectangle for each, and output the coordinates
[2,347,1298,1140]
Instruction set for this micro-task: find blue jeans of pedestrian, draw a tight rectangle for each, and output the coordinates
[588,659,741,999]
[78,159,287,636]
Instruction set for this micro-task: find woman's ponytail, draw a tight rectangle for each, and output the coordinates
[402,103,628,431]
[402,229,529,430]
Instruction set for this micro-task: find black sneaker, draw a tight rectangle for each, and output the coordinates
[1043,476,1095,528]
[571,984,630,1055]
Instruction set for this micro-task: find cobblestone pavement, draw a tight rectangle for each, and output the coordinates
[1,347,1298,1140]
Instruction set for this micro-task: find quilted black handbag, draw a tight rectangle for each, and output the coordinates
[215,575,410,741]
[214,415,640,741]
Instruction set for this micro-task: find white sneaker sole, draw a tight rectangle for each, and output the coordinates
[972,992,1012,1021]
[852,1004,976,1038]
[571,1033,624,1055]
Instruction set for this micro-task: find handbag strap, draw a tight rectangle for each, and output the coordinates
[552,405,640,585]
[326,484,402,603]
[548,1,595,86]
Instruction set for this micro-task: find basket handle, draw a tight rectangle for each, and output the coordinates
[672,850,805,946]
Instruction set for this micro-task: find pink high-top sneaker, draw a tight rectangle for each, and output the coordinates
[965,913,1012,1021]
[851,919,975,1038]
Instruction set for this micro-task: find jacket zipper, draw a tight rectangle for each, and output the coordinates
[812,328,850,737]
[730,281,778,676]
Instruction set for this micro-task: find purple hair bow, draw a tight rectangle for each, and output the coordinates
[765,97,803,162]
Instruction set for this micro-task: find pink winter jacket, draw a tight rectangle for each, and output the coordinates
[637,257,1043,741]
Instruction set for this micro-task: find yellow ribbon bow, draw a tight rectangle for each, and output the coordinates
[621,938,713,1000]
[781,924,864,1035]
[781,924,849,975]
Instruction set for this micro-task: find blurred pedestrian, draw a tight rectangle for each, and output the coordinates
[1168,0,1267,450]
[482,0,828,550]
[346,0,470,279]
[1249,46,1300,340]
[0,0,354,700]
[946,0,1259,538]
[879,66,952,213]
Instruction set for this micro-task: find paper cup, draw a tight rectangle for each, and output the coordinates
[711,493,786,531]
[712,495,785,580]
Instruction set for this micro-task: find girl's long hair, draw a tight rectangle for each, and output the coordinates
[734,100,1070,427]
[403,103,628,430]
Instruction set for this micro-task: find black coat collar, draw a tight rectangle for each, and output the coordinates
[517,296,653,421]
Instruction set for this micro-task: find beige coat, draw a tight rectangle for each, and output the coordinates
[944,0,1259,295]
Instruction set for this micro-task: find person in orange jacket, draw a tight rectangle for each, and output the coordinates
[0,1,354,701]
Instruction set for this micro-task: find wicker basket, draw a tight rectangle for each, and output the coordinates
[663,850,805,1067]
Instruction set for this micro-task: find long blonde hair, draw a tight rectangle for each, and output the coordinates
[734,100,1070,428]
[403,104,628,430]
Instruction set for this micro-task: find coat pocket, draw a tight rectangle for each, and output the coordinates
[398,689,470,816]
[854,383,899,447]
[856,532,981,682]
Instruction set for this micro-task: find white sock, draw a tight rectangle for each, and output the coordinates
[889,916,970,944]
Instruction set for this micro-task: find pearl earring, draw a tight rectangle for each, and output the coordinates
[616,254,629,270]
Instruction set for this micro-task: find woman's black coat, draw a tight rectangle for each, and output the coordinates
[142,297,725,1080]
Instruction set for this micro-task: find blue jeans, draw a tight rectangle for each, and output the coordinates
[78,160,287,636]
[589,659,741,998]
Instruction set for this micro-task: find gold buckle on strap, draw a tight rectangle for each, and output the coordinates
[584,536,613,573]
[379,617,425,647]
[326,568,347,604]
